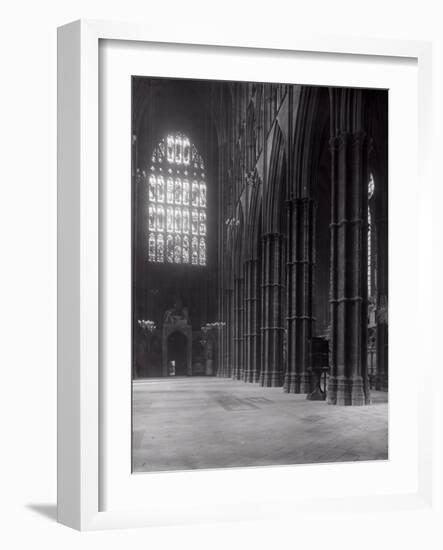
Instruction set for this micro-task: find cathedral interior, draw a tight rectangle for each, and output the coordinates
[131,76,388,471]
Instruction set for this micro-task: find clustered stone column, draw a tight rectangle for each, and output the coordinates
[232,277,245,380]
[376,198,388,391]
[376,295,388,391]
[218,287,234,378]
[260,233,285,387]
[327,131,371,405]
[243,258,260,382]
[284,198,316,393]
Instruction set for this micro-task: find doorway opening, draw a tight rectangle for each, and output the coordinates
[167,331,188,376]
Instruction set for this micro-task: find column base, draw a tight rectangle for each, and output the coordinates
[217,367,232,378]
[242,369,256,383]
[327,376,370,406]
[375,373,388,392]
[307,387,326,401]
[259,370,284,387]
[283,372,310,393]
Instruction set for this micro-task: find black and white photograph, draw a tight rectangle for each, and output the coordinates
[131,76,388,473]
[3,0,441,543]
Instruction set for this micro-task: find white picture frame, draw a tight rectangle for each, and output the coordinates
[57,19,433,531]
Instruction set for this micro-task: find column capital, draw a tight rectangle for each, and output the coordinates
[286,196,315,207]
[261,231,284,242]
[243,257,259,265]
[329,130,373,152]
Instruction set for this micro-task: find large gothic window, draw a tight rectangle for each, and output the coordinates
[368,172,375,297]
[147,133,207,266]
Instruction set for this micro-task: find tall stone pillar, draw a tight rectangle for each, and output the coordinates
[260,233,285,387]
[219,287,233,378]
[232,277,244,380]
[327,131,371,405]
[244,258,260,382]
[284,198,316,393]
[376,199,388,391]
[376,295,388,391]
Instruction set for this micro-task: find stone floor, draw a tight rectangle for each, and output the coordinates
[132,377,388,473]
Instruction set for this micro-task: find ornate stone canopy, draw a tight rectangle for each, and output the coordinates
[162,298,192,376]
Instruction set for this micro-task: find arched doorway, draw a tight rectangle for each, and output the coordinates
[162,324,193,376]
[167,331,188,376]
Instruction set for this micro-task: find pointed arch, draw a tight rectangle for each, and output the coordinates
[255,85,264,159]
[243,173,263,382]
[292,87,330,198]
[263,123,287,234]
[246,101,256,172]
[232,201,245,278]
[244,173,262,261]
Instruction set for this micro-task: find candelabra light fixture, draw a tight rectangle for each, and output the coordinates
[200,321,225,346]
[225,217,240,228]
[201,321,226,335]
[137,319,156,332]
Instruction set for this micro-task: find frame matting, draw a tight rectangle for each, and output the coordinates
[57,19,433,531]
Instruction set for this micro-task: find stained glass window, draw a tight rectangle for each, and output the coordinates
[157,233,164,263]
[191,209,199,235]
[368,173,375,199]
[183,137,191,165]
[174,178,182,205]
[148,175,156,202]
[148,205,155,231]
[183,235,190,263]
[167,136,174,163]
[166,234,174,263]
[183,209,190,234]
[191,181,199,207]
[157,206,165,232]
[200,182,206,208]
[199,237,206,266]
[174,235,182,263]
[183,179,190,206]
[199,211,206,236]
[368,209,372,296]
[191,236,199,265]
[148,233,156,262]
[174,207,182,233]
[167,177,174,204]
[166,206,173,233]
[368,173,375,297]
[146,132,207,265]
[157,176,165,203]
